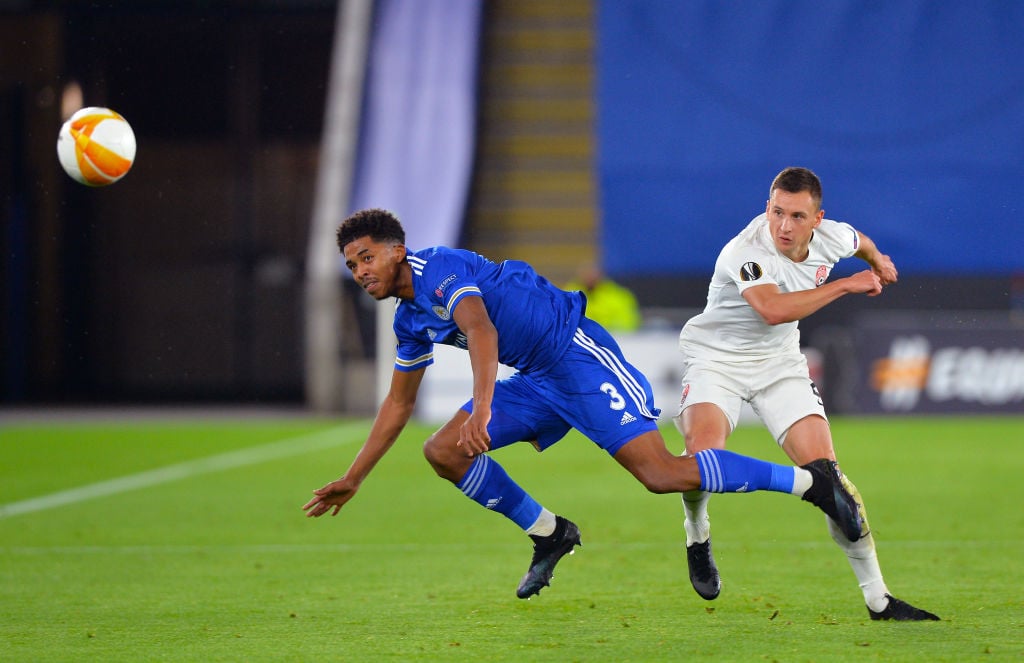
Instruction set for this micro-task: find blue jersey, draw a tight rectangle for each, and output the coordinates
[393,247,585,373]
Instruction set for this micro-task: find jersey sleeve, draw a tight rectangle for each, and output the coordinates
[720,239,778,294]
[817,219,860,261]
[423,249,483,319]
[393,307,434,372]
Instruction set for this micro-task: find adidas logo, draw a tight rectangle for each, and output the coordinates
[485,498,502,510]
[619,411,637,425]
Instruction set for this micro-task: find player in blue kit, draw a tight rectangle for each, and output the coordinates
[304,208,864,599]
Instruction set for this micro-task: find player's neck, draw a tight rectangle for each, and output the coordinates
[394,262,416,300]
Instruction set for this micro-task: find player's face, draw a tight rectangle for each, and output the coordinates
[766,188,825,262]
[343,236,409,300]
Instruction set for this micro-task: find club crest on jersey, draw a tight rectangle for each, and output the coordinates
[431,305,450,320]
[815,265,829,286]
[739,262,763,281]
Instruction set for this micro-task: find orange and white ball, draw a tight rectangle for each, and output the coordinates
[57,107,136,186]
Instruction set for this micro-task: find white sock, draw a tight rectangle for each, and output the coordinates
[791,467,813,495]
[526,508,556,537]
[819,471,892,610]
[826,501,889,611]
[682,490,711,546]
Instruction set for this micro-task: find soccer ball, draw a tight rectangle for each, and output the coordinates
[57,107,137,186]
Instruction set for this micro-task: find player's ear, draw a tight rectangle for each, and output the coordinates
[814,209,825,226]
[394,244,407,262]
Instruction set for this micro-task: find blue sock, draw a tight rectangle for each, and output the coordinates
[456,455,543,530]
[695,449,796,494]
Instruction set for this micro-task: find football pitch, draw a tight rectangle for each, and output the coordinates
[1,413,1021,661]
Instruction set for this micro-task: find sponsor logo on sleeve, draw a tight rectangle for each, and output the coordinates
[434,273,458,298]
[739,262,763,281]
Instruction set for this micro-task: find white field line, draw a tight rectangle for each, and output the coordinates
[0,421,370,520]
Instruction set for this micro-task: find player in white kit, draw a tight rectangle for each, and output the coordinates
[675,167,939,621]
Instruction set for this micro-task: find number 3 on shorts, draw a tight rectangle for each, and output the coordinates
[600,382,626,411]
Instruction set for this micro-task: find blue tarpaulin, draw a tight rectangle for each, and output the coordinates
[596,1,1024,276]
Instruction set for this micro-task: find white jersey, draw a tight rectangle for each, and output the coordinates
[680,213,859,361]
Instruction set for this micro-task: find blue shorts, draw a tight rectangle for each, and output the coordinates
[460,317,661,456]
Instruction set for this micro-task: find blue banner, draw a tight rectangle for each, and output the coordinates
[597,1,1024,276]
[350,0,482,251]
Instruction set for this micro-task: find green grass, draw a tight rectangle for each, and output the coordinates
[1,414,1022,661]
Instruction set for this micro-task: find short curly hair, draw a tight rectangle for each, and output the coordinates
[336,208,406,253]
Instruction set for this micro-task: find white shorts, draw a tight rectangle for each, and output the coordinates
[676,352,827,445]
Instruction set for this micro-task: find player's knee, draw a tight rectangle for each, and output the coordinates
[423,430,469,480]
[671,414,724,455]
[422,434,449,474]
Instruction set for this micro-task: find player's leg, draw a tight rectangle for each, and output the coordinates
[612,432,795,494]
[423,397,565,537]
[422,376,581,599]
[777,414,883,603]
[609,431,862,547]
[551,322,860,525]
[673,401,732,600]
[766,377,938,620]
[672,359,744,599]
[424,408,553,532]
[775,413,836,464]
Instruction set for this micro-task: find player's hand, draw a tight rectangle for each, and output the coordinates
[303,477,358,517]
[872,253,898,286]
[457,408,492,457]
[846,270,884,296]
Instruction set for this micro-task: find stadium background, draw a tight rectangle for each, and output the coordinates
[1,0,1022,416]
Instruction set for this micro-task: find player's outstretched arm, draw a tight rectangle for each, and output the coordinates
[303,367,425,518]
[854,231,898,285]
[742,273,881,325]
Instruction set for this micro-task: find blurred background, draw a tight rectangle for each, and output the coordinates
[2,0,1022,418]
